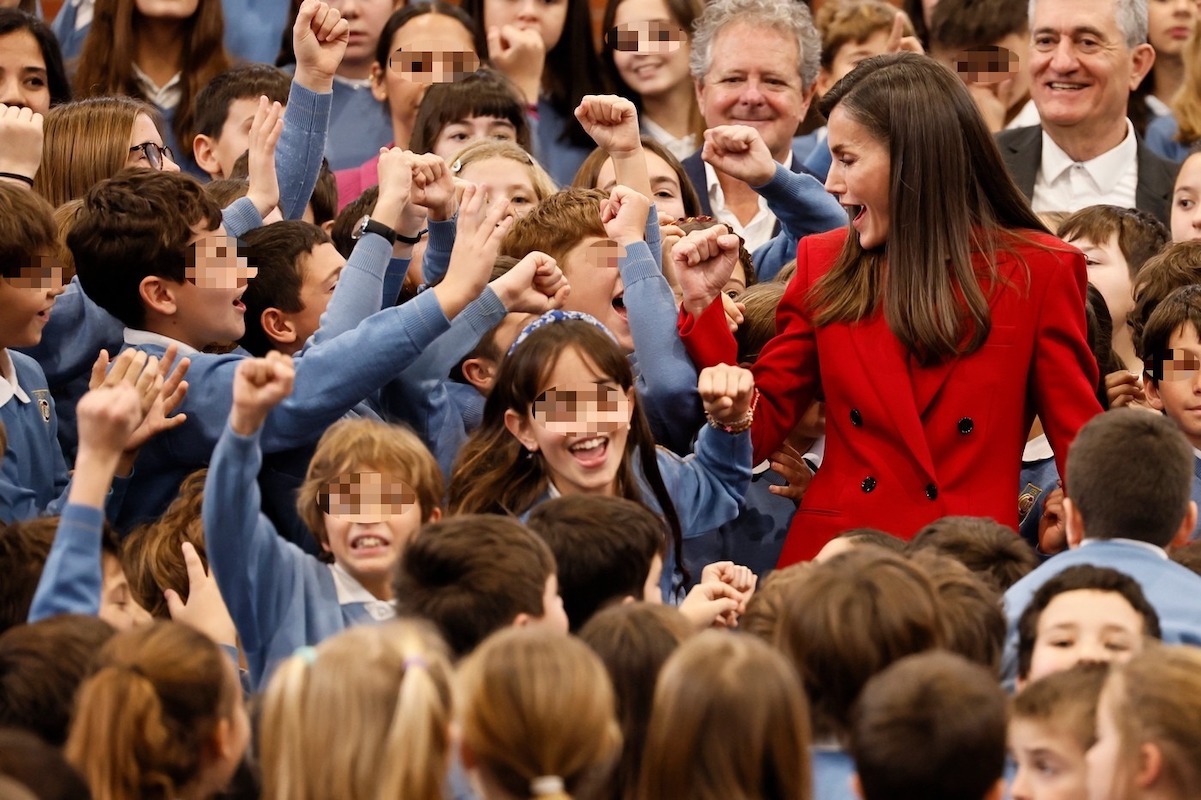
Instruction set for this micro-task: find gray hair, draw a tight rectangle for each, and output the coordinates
[689,0,822,91]
[1028,0,1147,49]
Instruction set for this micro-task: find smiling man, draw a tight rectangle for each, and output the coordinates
[996,0,1178,224]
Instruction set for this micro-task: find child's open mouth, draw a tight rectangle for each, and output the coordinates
[568,436,609,468]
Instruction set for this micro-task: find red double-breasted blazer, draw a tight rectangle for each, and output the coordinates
[680,227,1105,566]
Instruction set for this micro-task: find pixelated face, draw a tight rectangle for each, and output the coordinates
[1084,683,1130,800]
[432,115,519,162]
[1008,717,1091,800]
[453,156,540,218]
[595,150,688,221]
[609,0,691,98]
[484,0,569,52]
[0,29,52,114]
[389,43,481,85]
[127,113,180,173]
[606,19,684,54]
[696,22,808,160]
[1027,589,1147,684]
[1171,152,1201,242]
[824,105,891,251]
[169,225,257,349]
[559,236,633,352]
[0,254,65,348]
[1145,324,1201,448]
[186,235,254,289]
[318,471,426,588]
[1066,233,1133,326]
[1028,0,1150,136]
[1147,0,1196,58]
[954,45,1021,83]
[505,346,634,497]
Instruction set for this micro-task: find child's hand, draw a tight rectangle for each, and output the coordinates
[230,351,296,436]
[245,96,284,219]
[489,251,570,313]
[293,0,350,92]
[1038,486,1068,554]
[75,382,144,462]
[165,541,238,647]
[673,225,742,318]
[410,153,458,221]
[600,185,651,247]
[438,183,514,314]
[575,95,642,157]
[1105,370,1146,409]
[698,364,755,426]
[372,147,415,229]
[701,125,778,188]
[767,442,812,503]
[486,25,544,105]
[884,11,924,54]
[701,560,757,597]
[678,580,743,629]
[720,291,744,334]
[0,103,43,184]
[122,345,191,457]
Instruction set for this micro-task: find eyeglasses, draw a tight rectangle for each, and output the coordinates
[129,142,174,171]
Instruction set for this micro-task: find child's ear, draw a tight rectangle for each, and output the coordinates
[139,275,180,317]
[261,307,299,348]
[462,357,497,395]
[1144,376,1165,411]
[425,506,443,524]
[1171,500,1198,549]
[1135,741,1165,789]
[192,134,224,180]
[1064,496,1086,548]
[503,408,539,452]
[320,219,336,236]
[370,63,388,103]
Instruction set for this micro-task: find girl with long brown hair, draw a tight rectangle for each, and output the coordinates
[675,51,1103,565]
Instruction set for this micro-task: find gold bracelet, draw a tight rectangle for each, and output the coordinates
[705,389,758,434]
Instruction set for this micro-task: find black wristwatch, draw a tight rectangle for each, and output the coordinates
[352,215,398,245]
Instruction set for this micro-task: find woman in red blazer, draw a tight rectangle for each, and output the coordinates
[674,53,1104,566]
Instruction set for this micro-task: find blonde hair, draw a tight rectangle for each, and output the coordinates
[456,628,621,800]
[637,631,813,800]
[449,140,557,203]
[1104,644,1201,798]
[35,96,155,207]
[64,621,236,800]
[297,419,443,556]
[259,621,453,800]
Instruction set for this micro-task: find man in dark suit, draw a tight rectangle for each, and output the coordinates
[996,0,1177,225]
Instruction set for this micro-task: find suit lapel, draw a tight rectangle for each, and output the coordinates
[681,153,713,217]
[1134,139,1176,226]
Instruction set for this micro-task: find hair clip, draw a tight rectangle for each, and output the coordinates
[450,158,464,174]
[507,310,620,356]
[530,776,565,796]
[294,646,318,665]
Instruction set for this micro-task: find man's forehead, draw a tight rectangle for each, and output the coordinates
[711,21,799,58]
[1031,0,1122,33]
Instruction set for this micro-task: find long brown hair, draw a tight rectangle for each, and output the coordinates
[811,52,1048,365]
[73,0,231,160]
[36,96,152,207]
[448,321,685,584]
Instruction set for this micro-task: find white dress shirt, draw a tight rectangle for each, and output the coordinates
[704,149,793,252]
[1032,119,1139,215]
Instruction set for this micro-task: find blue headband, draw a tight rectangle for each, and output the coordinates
[506,310,620,356]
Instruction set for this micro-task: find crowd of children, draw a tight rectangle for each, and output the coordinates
[6,0,1201,797]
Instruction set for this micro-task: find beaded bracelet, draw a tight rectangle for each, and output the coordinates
[705,388,759,434]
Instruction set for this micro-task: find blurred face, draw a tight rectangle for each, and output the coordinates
[1009,718,1091,800]
[1066,234,1133,327]
[455,156,540,218]
[99,554,153,631]
[695,22,809,162]
[1026,590,1147,683]
[1170,151,1201,241]
[1028,0,1154,138]
[817,30,891,96]
[0,255,65,348]
[1084,683,1130,800]
[211,660,251,793]
[594,150,688,220]
[824,105,891,251]
[560,236,632,351]
[505,346,635,497]
[134,0,200,20]
[168,224,257,349]
[279,242,344,355]
[934,34,1033,120]
[1145,322,1201,449]
[127,113,180,172]
[330,0,393,69]
[1147,0,1196,59]
[432,115,519,161]
[208,97,261,178]
[0,29,51,113]
[610,0,692,99]
[484,0,569,52]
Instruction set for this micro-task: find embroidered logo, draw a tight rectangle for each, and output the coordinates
[1018,483,1043,522]
[32,389,51,424]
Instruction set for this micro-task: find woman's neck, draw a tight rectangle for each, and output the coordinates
[135,17,186,87]
[1154,55,1185,107]
[641,81,697,140]
[390,109,416,151]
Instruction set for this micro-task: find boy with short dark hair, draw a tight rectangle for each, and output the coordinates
[192,63,292,181]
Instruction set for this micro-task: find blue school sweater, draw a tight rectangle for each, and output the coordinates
[115,274,450,530]
[322,77,393,172]
[529,98,594,188]
[205,422,395,689]
[17,81,331,462]
[1,351,70,523]
[749,163,847,283]
[27,503,105,621]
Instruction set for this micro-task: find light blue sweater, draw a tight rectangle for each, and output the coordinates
[749,163,847,283]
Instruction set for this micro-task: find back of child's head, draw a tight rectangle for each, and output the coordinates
[393,515,558,659]
[0,184,57,282]
[816,0,904,74]
[0,615,115,746]
[259,620,453,800]
[850,650,1008,800]
[0,517,57,634]
[1065,409,1194,546]
[200,177,250,208]
[774,548,945,742]
[525,495,664,631]
[638,630,812,800]
[192,63,290,143]
[309,158,338,227]
[1012,661,1110,751]
[331,185,379,259]
[908,550,1005,675]
[298,418,443,560]
[577,603,693,800]
[64,621,242,800]
[1016,564,1161,681]
[68,169,222,329]
[499,188,606,266]
[908,515,1037,592]
[409,68,531,157]
[927,0,1027,53]
[1098,644,1201,798]
[815,527,908,562]
[1058,205,1170,284]
[456,627,620,800]
[679,216,755,286]
[121,470,208,619]
[740,562,815,642]
[237,221,333,356]
[733,282,784,364]
[450,140,556,204]
[0,727,92,800]
[1130,240,1201,350]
